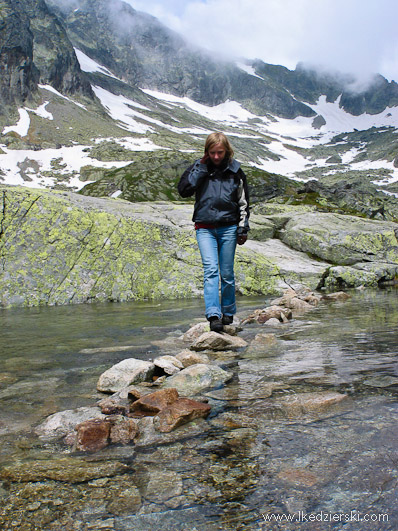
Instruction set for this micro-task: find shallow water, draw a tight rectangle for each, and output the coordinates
[0,290,397,530]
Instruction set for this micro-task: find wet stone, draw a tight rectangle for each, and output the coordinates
[0,457,129,483]
[181,322,210,342]
[130,388,179,415]
[142,469,183,502]
[75,418,112,452]
[153,355,184,375]
[97,359,155,393]
[153,397,211,433]
[107,486,141,516]
[109,416,139,445]
[277,467,322,487]
[191,331,248,351]
[134,416,210,448]
[175,349,210,367]
[161,363,233,396]
[34,406,106,440]
[98,390,131,415]
[273,391,351,418]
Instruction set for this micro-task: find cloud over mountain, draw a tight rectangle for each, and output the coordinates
[126,0,398,83]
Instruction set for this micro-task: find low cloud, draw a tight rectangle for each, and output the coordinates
[126,0,398,83]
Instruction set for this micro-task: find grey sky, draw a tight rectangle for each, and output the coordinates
[125,0,398,83]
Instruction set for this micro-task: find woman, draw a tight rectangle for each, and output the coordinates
[178,132,250,332]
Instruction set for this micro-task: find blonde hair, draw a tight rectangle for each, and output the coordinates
[204,132,234,160]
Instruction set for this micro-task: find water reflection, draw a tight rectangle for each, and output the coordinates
[0,290,397,530]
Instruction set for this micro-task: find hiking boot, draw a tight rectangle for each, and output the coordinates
[209,316,223,332]
[222,315,233,325]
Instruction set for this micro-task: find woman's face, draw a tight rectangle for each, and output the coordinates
[208,143,227,166]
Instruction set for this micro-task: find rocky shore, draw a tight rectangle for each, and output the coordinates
[1,185,398,308]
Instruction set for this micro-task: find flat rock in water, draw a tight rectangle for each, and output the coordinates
[0,457,129,483]
[274,391,351,418]
[134,416,210,447]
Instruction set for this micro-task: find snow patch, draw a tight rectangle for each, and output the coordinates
[75,49,121,81]
[39,84,87,110]
[0,145,132,190]
[2,109,30,137]
[236,62,264,80]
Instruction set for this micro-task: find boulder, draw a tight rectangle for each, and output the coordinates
[191,332,248,351]
[34,406,106,440]
[153,355,184,375]
[153,398,211,433]
[181,322,210,342]
[280,212,398,266]
[161,364,233,396]
[130,388,179,415]
[97,358,155,393]
[323,262,398,289]
[175,349,210,367]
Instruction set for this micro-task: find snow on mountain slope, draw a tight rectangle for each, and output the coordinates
[1,51,398,191]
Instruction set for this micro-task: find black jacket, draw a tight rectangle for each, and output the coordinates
[178,158,250,235]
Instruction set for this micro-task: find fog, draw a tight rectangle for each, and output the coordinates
[125,0,398,83]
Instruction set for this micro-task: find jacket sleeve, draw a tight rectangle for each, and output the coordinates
[177,160,208,198]
[237,170,250,235]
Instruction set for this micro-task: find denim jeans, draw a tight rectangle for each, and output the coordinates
[196,225,237,319]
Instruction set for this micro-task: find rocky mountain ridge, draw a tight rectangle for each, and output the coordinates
[2,0,398,123]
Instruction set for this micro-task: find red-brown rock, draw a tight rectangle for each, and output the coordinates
[153,398,211,433]
[75,418,112,452]
[130,388,179,416]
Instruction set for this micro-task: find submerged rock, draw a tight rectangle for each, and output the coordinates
[134,416,210,447]
[274,391,351,418]
[0,457,129,483]
[75,418,112,452]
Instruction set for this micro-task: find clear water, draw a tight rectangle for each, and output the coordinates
[0,290,397,530]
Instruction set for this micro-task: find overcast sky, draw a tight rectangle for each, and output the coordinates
[125,0,398,83]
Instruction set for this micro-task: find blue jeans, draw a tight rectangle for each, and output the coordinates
[196,225,237,320]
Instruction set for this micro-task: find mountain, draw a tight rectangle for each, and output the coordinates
[0,0,92,114]
[0,0,398,212]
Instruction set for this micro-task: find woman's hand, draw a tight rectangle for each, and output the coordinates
[237,234,247,245]
[200,153,209,164]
